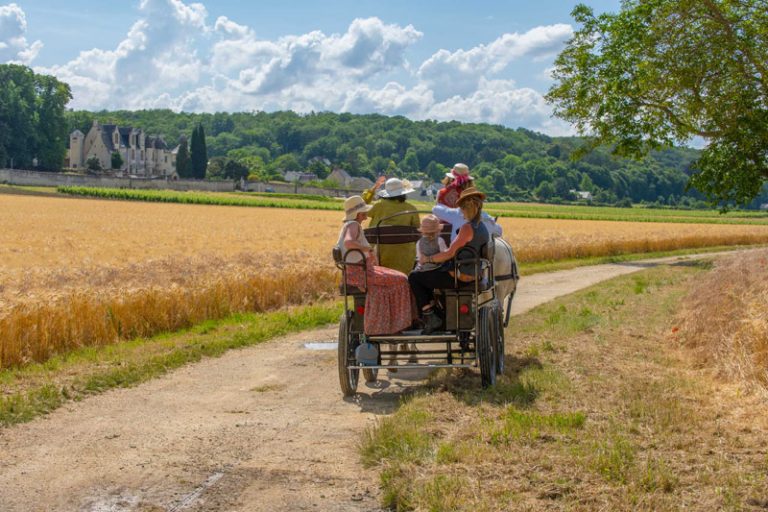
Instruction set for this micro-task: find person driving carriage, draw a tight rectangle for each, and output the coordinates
[408,187,490,334]
[361,177,420,275]
[336,196,414,336]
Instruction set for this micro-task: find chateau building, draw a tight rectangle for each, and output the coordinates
[69,120,177,176]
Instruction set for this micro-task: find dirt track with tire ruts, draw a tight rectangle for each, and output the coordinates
[0,253,740,512]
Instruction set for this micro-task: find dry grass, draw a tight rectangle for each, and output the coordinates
[677,249,768,393]
[3,193,768,369]
[363,265,768,511]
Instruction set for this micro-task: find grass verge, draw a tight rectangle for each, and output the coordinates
[361,262,768,511]
[0,301,341,428]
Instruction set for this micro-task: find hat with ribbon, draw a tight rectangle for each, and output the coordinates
[343,195,372,221]
[445,163,474,187]
[377,177,415,198]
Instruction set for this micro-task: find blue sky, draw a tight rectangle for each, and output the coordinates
[1,0,621,135]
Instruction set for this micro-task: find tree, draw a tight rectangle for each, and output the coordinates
[176,136,191,178]
[0,64,71,170]
[86,156,102,172]
[190,124,208,179]
[111,151,123,170]
[547,1,768,206]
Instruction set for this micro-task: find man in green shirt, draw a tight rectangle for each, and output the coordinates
[362,177,420,275]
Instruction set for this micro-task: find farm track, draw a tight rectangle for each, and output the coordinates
[0,252,749,512]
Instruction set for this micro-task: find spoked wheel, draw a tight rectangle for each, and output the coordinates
[493,300,505,375]
[477,306,497,388]
[337,313,359,397]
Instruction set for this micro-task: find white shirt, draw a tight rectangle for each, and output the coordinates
[432,204,503,243]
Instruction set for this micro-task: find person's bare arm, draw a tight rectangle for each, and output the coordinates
[343,223,371,253]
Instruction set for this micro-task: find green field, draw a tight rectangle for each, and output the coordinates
[52,186,768,225]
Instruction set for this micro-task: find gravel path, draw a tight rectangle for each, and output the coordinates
[0,252,740,512]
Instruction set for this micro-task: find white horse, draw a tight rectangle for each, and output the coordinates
[492,237,519,327]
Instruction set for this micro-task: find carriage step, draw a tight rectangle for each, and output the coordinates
[367,334,456,342]
[348,363,474,370]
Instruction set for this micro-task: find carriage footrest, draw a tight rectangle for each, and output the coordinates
[348,363,474,370]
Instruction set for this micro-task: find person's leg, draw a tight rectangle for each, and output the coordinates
[408,270,456,333]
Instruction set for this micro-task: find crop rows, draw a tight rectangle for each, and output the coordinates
[2,193,768,370]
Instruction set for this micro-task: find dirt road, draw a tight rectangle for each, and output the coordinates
[0,254,734,511]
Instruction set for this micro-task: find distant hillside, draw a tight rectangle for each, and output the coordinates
[65,109,768,208]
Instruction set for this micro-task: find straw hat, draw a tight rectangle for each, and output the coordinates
[377,177,415,198]
[343,195,372,221]
[456,186,486,206]
[444,163,475,181]
[418,214,442,234]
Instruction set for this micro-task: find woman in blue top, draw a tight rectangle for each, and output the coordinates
[408,187,490,333]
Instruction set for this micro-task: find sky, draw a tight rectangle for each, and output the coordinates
[0,0,622,136]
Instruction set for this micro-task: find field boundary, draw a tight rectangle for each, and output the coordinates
[0,302,342,428]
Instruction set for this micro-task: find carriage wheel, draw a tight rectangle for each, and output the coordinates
[477,306,497,388]
[337,313,359,397]
[494,301,505,375]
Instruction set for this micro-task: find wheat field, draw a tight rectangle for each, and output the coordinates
[2,193,768,368]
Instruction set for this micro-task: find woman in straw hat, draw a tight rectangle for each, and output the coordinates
[408,187,490,334]
[336,195,414,335]
[437,163,473,208]
[360,176,420,275]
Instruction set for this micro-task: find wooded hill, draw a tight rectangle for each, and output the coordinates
[65,109,766,208]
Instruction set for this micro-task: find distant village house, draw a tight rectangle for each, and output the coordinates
[327,168,374,191]
[69,120,177,177]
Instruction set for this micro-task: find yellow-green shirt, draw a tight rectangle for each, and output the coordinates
[362,188,420,275]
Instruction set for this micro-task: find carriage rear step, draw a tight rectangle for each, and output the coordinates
[368,334,457,342]
[348,363,474,370]
[380,349,476,356]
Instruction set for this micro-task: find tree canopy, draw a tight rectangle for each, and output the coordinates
[0,64,71,170]
[546,0,768,206]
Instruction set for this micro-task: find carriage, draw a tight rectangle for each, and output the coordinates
[334,211,519,396]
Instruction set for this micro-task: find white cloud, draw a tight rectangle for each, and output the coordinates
[425,78,575,136]
[418,24,573,101]
[42,0,207,109]
[0,3,42,64]
[24,0,574,136]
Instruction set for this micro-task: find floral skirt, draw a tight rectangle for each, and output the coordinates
[346,258,415,335]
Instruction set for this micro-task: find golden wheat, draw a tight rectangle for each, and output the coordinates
[677,249,768,394]
[2,194,768,369]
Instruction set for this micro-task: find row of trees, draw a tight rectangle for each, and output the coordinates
[174,124,208,179]
[71,108,745,207]
[0,64,71,171]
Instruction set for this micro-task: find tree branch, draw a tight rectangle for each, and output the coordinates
[637,100,722,138]
[700,0,768,98]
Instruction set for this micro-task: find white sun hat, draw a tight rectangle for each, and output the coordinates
[377,177,415,198]
[343,195,372,221]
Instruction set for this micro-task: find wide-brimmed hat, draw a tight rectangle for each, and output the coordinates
[418,214,442,234]
[444,163,475,181]
[456,186,486,206]
[378,177,415,198]
[343,195,372,221]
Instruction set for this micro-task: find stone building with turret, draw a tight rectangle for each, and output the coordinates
[69,121,178,177]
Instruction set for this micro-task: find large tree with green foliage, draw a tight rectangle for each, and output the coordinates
[190,123,208,179]
[546,0,768,206]
[0,64,71,170]
[176,136,191,178]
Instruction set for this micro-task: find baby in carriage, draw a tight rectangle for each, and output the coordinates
[414,214,447,272]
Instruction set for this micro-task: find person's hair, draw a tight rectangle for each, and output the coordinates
[459,196,483,222]
[384,195,406,202]
[441,175,454,186]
